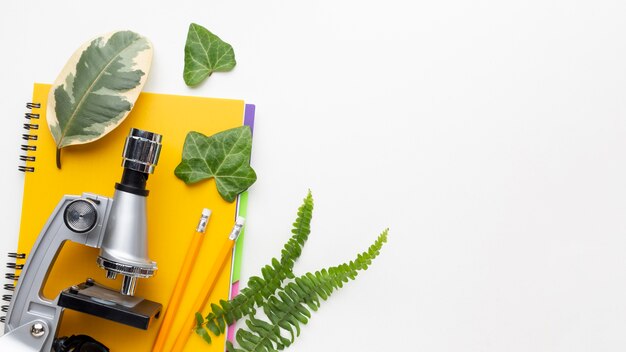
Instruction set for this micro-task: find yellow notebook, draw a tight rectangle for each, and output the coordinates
[14,83,254,351]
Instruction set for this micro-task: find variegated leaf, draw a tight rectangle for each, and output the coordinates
[47,30,153,168]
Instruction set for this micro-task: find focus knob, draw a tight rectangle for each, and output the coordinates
[63,200,98,233]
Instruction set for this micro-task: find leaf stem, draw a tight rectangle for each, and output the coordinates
[56,148,62,169]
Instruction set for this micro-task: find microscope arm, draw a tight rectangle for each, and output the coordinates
[0,193,112,352]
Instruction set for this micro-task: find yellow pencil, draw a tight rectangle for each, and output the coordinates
[171,216,245,352]
[152,209,211,352]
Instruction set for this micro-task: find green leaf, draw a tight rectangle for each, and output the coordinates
[195,326,212,344]
[199,192,314,342]
[230,229,389,351]
[184,23,236,86]
[195,192,389,351]
[195,312,204,328]
[48,30,152,168]
[174,126,256,202]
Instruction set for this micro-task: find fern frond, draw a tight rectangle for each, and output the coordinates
[227,229,389,352]
[198,191,315,341]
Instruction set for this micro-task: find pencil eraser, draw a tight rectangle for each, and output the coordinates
[236,216,245,226]
[202,208,211,217]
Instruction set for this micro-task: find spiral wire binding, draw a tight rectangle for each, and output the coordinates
[6,263,24,270]
[2,252,26,323]
[19,102,40,173]
[19,156,35,162]
[7,102,38,321]
[21,134,37,141]
[17,166,35,172]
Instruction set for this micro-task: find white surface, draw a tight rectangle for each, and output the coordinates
[2,1,626,351]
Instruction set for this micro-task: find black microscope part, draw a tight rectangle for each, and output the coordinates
[115,168,150,196]
[53,335,109,352]
[57,282,161,330]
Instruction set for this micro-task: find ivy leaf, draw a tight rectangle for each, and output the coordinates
[48,30,152,168]
[184,23,236,86]
[174,126,256,202]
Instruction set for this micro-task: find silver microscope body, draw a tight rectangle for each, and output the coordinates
[0,128,163,351]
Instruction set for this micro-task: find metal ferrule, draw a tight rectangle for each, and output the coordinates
[196,209,211,233]
[228,217,245,241]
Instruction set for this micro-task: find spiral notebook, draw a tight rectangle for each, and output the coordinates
[9,83,254,351]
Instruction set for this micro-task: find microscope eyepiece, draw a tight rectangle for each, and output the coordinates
[122,128,162,175]
[116,129,163,197]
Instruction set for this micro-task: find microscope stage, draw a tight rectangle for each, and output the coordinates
[57,280,161,330]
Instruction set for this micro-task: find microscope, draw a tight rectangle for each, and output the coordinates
[0,128,163,351]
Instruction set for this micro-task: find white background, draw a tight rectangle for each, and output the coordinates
[2,1,626,351]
